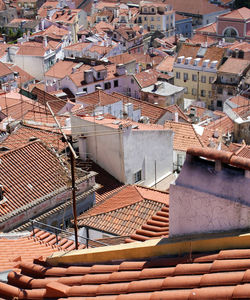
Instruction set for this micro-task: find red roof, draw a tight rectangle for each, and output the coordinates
[0,229,86,271]
[0,141,69,220]
[77,185,169,236]
[3,246,250,298]
[219,7,250,20]
[0,124,66,152]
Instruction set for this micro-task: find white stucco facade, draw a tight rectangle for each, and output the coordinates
[71,116,173,186]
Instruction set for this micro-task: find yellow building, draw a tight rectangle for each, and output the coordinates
[136,1,175,37]
[173,44,225,109]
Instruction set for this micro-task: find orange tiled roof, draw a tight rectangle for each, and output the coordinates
[0,124,66,152]
[156,55,175,73]
[0,229,85,271]
[16,42,48,57]
[0,91,45,120]
[229,143,250,160]
[218,7,250,20]
[134,69,162,88]
[31,86,66,113]
[196,22,217,34]
[6,64,34,85]
[108,52,136,65]
[164,121,204,151]
[4,247,250,298]
[218,58,250,75]
[77,90,122,107]
[112,92,189,123]
[45,60,78,79]
[126,203,169,242]
[176,44,225,68]
[166,0,228,15]
[0,61,13,77]
[64,42,90,51]
[77,185,169,236]
[0,141,69,219]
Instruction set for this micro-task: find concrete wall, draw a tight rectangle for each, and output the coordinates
[123,128,173,186]
[170,155,250,236]
[71,116,125,182]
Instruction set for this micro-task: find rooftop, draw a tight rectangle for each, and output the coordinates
[164,121,204,151]
[134,69,165,89]
[0,124,65,152]
[218,58,250,75]
[141,81,184,96]
[218,7,250,20]
[156,55,175,73]
[77,185,169,236]
[0,141,69,221]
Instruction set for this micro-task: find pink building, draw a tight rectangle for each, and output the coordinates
[217,7,250,40]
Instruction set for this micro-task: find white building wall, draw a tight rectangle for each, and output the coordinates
[14,55,45,81]
[123,129,173,186]
[71,116,125,182]
[170,184,250,236]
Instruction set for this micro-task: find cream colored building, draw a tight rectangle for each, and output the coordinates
[173,44,225,109]
[136,1,175,36]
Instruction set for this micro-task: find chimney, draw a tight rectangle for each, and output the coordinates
[174,111,178,122]
[116,64,126,76]
[84,70,94,84]
[43,35,48,48]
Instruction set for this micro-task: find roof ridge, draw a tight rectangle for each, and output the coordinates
[79,185,144,218]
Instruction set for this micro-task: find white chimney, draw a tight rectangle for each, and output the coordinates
[43,35,48,48]
[174,111,178,122]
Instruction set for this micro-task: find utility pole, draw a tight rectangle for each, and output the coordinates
[46,101,78,250]
[70,138,78,250]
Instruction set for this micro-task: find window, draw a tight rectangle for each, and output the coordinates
[151,7,155,13]
[150,25,154,30]
[144,16,147,21]
[157,25,161,30]
[208,91,212,98]
[192,74,197,82]
[151,17,154,21]
[134,170,142,183]
[176,72,180,79]
[131,78,134,84]
[184,87,188,94]
[192,88,197,96]
[157,16,160,21]
[209,76,214,84]
[228,89,233,96]
[104,82,111,89]
[201,90,206,97]
[83,87,87,93]
[201,75,206,83]
[183,73,188,81]
[143,7,147,12]
[97,72,101,79]
[217,87,223,94]
[217,100,222,108]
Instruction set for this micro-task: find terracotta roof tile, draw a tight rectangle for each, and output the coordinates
[219,58,250,75]
[77,90,121,107]
[0,141,69,220]
[0,229,85,271]
[156,55,175,73]
[164,121,204,151]
[0,61,13,77]
[5,245,250,298]
[134,69,165,88]
[77,185,168,236]
[31,86,66,113]
[218,7,250,20]
[0,124,66,152]
[176,44,225,68]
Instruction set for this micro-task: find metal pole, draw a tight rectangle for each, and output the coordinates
[70,147,78,250]
[155,160,157,188]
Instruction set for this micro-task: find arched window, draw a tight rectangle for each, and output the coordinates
[223,27,238,37]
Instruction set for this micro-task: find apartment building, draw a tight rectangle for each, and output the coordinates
[173,44,225,109]
[136,1,175,36]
